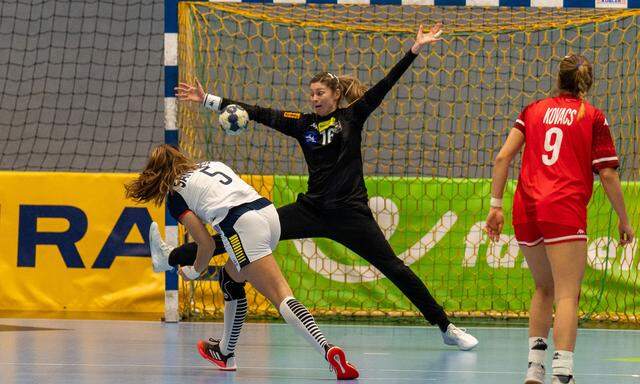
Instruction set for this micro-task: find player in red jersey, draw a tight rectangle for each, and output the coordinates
[485,54,634,384]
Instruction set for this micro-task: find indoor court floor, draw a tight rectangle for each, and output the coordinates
[1,318,638,384]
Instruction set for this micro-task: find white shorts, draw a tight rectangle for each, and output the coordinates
[214,198,280,271]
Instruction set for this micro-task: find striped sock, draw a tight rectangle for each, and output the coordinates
[278,296,328,357]
[220,298,247,355]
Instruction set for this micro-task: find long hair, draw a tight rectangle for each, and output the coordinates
[309,72,367,107]
[556,54,593,120]
[125,144,197,206]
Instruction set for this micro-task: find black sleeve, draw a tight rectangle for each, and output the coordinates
[167,191,191,222]
[350,50,418,124]
[221,98,303,138]
[168,235,227,267]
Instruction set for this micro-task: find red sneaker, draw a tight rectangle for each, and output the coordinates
[197,338,237,371]
[325,344,359,380]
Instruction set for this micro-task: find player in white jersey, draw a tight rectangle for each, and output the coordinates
[167,160,275,271]
[125,144,359,380]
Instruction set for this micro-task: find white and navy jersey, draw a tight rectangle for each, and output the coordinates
[167,161,264,226]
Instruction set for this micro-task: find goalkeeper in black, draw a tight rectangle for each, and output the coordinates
[166,23,478,350]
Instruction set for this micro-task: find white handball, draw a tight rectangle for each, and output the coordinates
[218,104,249,136]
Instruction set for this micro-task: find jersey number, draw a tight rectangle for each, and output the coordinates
[321,129,335,145]
[200,166,232,185]
[542,127,563,166]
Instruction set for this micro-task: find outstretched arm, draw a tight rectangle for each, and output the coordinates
[351,23,443,120]
[175,79,302,138]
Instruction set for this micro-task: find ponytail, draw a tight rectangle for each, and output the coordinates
[336,75,367,105]
[575,63,592,120]
[556,54,593,121]
[310,72,368,107]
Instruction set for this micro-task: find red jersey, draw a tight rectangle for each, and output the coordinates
[512,95,619,227]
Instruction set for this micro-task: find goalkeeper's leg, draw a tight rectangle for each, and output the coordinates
[327,209,479,350]
[148,221,225,271]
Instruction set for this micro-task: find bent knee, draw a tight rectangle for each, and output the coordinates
[535,284,554,299]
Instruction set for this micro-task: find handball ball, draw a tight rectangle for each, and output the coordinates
[219,104,249,136]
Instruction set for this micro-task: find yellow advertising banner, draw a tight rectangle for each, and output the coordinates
[0,172,165,314]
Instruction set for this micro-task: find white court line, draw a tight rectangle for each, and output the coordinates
[3,318,640,333]
[356,378,437,381]
[155,321,639,334]
[318,323,640,333]
[0,362,637,378]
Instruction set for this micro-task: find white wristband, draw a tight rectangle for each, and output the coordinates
[181,265,201,280]
[490,197,503,208]
[202,93,222,112]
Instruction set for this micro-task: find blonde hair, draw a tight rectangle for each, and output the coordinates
[310,72,367,107]
[556,54,593,120]
[124,144,197,206]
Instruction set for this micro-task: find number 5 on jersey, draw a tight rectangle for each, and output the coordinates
[542,127,563,166]
[200,165,232,184]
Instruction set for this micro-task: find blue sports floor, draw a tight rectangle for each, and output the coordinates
[0,318,639,384]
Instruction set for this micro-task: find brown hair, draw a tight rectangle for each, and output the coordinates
[309,72,367,107]
[124,144,197,206]
[556,54,593,120]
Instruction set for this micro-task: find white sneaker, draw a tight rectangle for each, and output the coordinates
[552,375,575,384]
[149,222,173,273]
[441,324,479,351]
[525,362,545,384]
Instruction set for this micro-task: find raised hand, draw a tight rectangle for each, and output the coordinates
[411,22,443,54]
[174,78,206,103]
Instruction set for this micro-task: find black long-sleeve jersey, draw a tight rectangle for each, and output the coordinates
[221,50,418,209]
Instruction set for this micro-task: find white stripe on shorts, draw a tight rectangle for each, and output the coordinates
[544,234,588,244]
[592,156,618,165]
[517,237,544,247]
